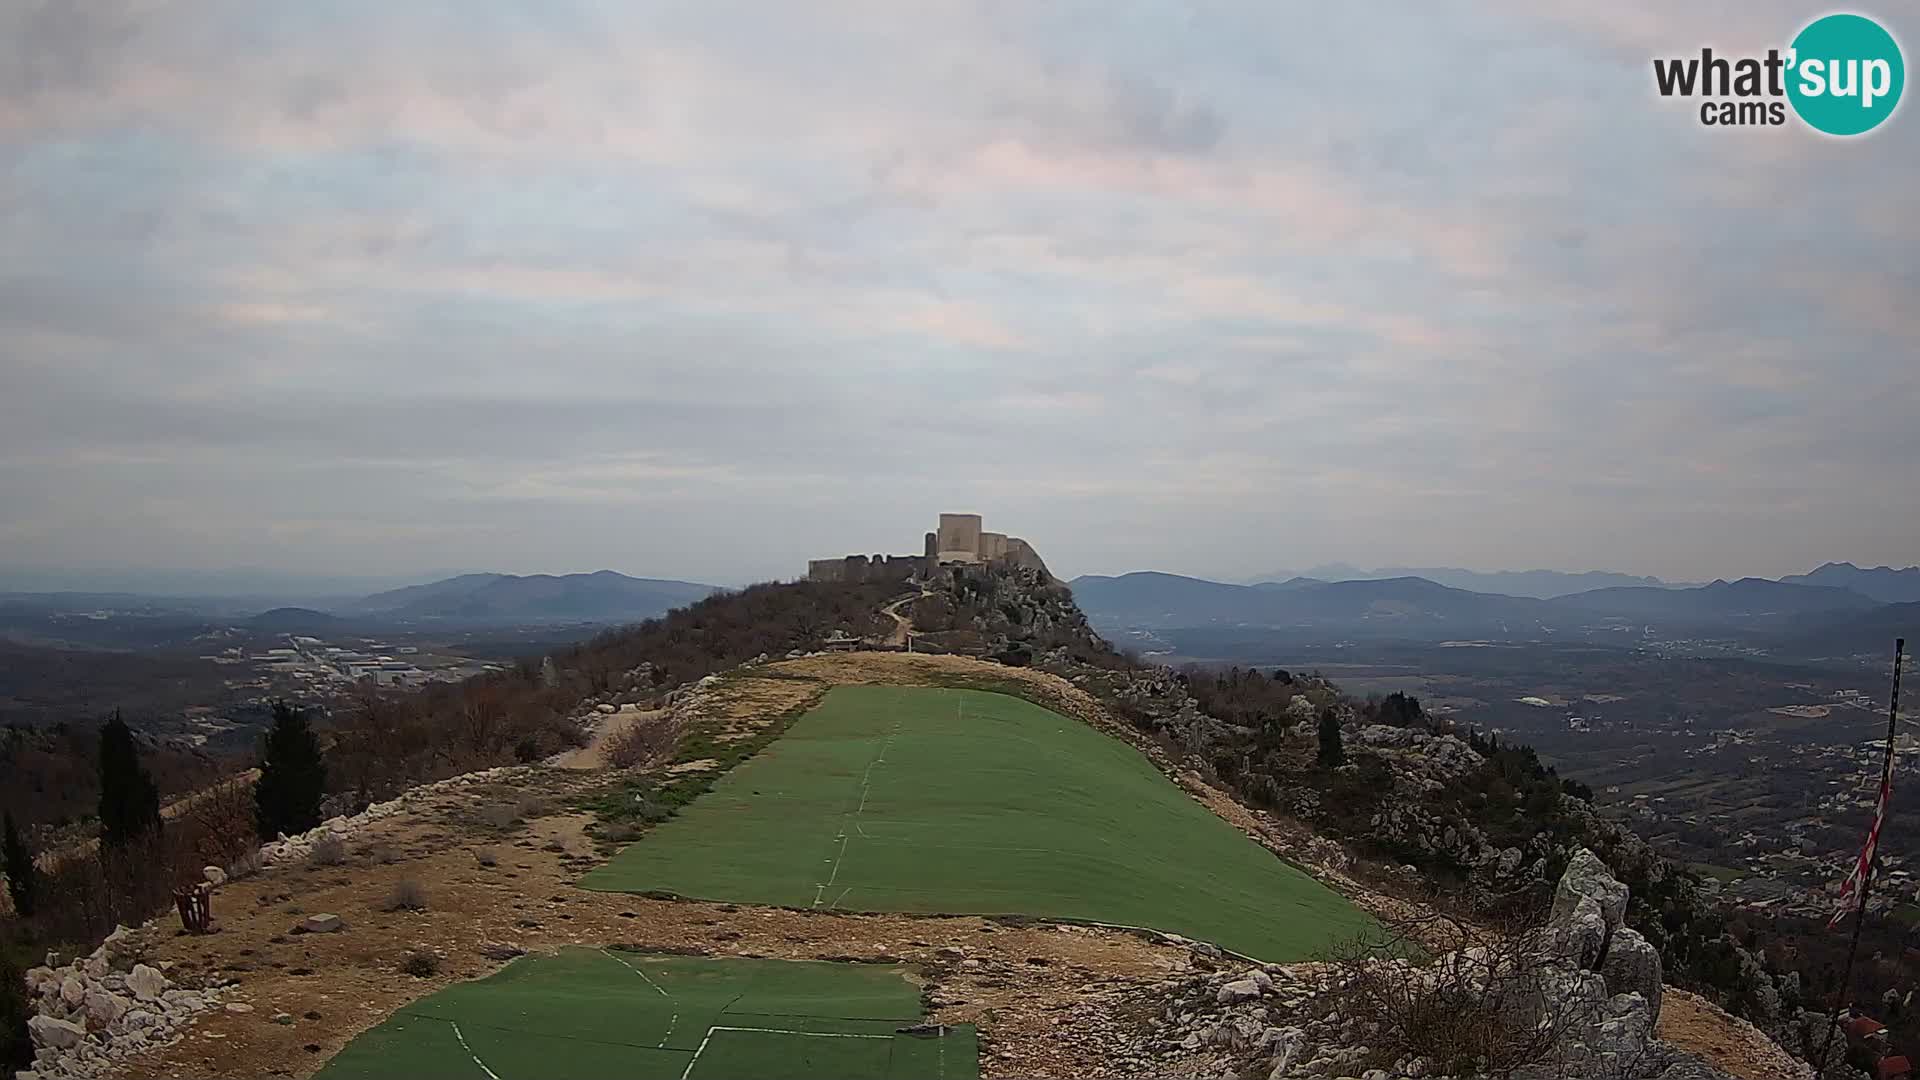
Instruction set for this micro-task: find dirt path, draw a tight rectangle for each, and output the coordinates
[550,705,664,770]
[879,591,923,647]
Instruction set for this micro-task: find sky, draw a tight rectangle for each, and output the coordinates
[3,1,1917,589]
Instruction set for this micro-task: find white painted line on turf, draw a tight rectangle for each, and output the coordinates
[678,1025,896,1080]
[448,1020,504,1080]
[601,948,679,1047]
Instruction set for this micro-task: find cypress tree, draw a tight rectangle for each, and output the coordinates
[255,702,327,840]
[1,945,31,1074]
[1316,706,1346,769]
[2,811,35,918]
[97,711,162,847]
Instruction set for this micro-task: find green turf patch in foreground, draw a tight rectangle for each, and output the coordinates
[313,948,977,1080]
[581,685,1375,960]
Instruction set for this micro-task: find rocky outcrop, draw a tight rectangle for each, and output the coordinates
[1131,851,1737,1080]
[19,925,224,1079]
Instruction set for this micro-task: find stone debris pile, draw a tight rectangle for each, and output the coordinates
[17,925,224,1080]
[258,763,526,865]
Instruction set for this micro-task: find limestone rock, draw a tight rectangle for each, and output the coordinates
[59,977,85,1008]
[1215,978,1263,1004]
[1552,848,1628,936]
[85,990,129,1026]
[203,865,227,887]
[28,1016,86,1051]
[302,913,345,934]
[1600,926,1664,1023]
[126,964,167,1002]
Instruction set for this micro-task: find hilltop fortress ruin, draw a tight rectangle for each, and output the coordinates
[806,513,1050,583]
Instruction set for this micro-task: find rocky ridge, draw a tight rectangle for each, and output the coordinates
[1129,851,1747,1079]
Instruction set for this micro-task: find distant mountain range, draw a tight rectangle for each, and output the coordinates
[1247,565,1681,599]
[1780,562,1920,605]
[349,571,720,621]
[1070,568,1914,651]
[1546,578,1879,619]
[1070,572,1553,632]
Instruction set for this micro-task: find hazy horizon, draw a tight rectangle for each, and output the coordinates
[5,3,1916,587]
[3,553,1911,600]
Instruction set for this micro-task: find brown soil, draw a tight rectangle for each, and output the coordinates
[1658,988,1811,1080]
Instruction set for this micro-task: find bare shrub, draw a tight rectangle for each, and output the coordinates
[308,834,346,867]
[402,950,441,977]
[475,803,519,831]
[225,847,264,882]
[1322,906,1591,1080]
[604,716,683,770]
[600,822,646,844]
[381,877,427,912]
[182,778,258,868]
[473,848,498,868]
[514,796,551,821]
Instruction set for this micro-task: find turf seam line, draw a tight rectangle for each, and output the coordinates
[447,1020,503,1080]
[814,716,901,908]
[601,948,680,1047]
[712,1026,893,1038]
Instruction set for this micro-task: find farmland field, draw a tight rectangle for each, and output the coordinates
[313,948,975,1080]
[582,685,1372,960]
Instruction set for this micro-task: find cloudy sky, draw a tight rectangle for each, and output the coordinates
[3,1,1916,588]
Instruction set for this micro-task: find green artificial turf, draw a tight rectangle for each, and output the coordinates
[581,685,1375,960]
[313,949,976,1080]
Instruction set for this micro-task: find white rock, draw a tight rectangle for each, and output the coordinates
[203,865,227,887]
[28,1016,87,1050]
[1215,978,1263,1004]
[85,990,128,1026]
[59,977,86,1007]
[303,913,345,933]
[126,964,167,1002]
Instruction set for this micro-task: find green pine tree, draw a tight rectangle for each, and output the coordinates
[1316,707,1346,769]
[97,710,162,847]
[2,811,35,918]
[1,945,31,1074]
[255,702,327,840]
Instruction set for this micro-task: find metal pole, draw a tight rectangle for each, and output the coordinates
[1819,637,1905,1074]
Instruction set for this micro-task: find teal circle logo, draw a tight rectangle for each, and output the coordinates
[1787,13,1905,135]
